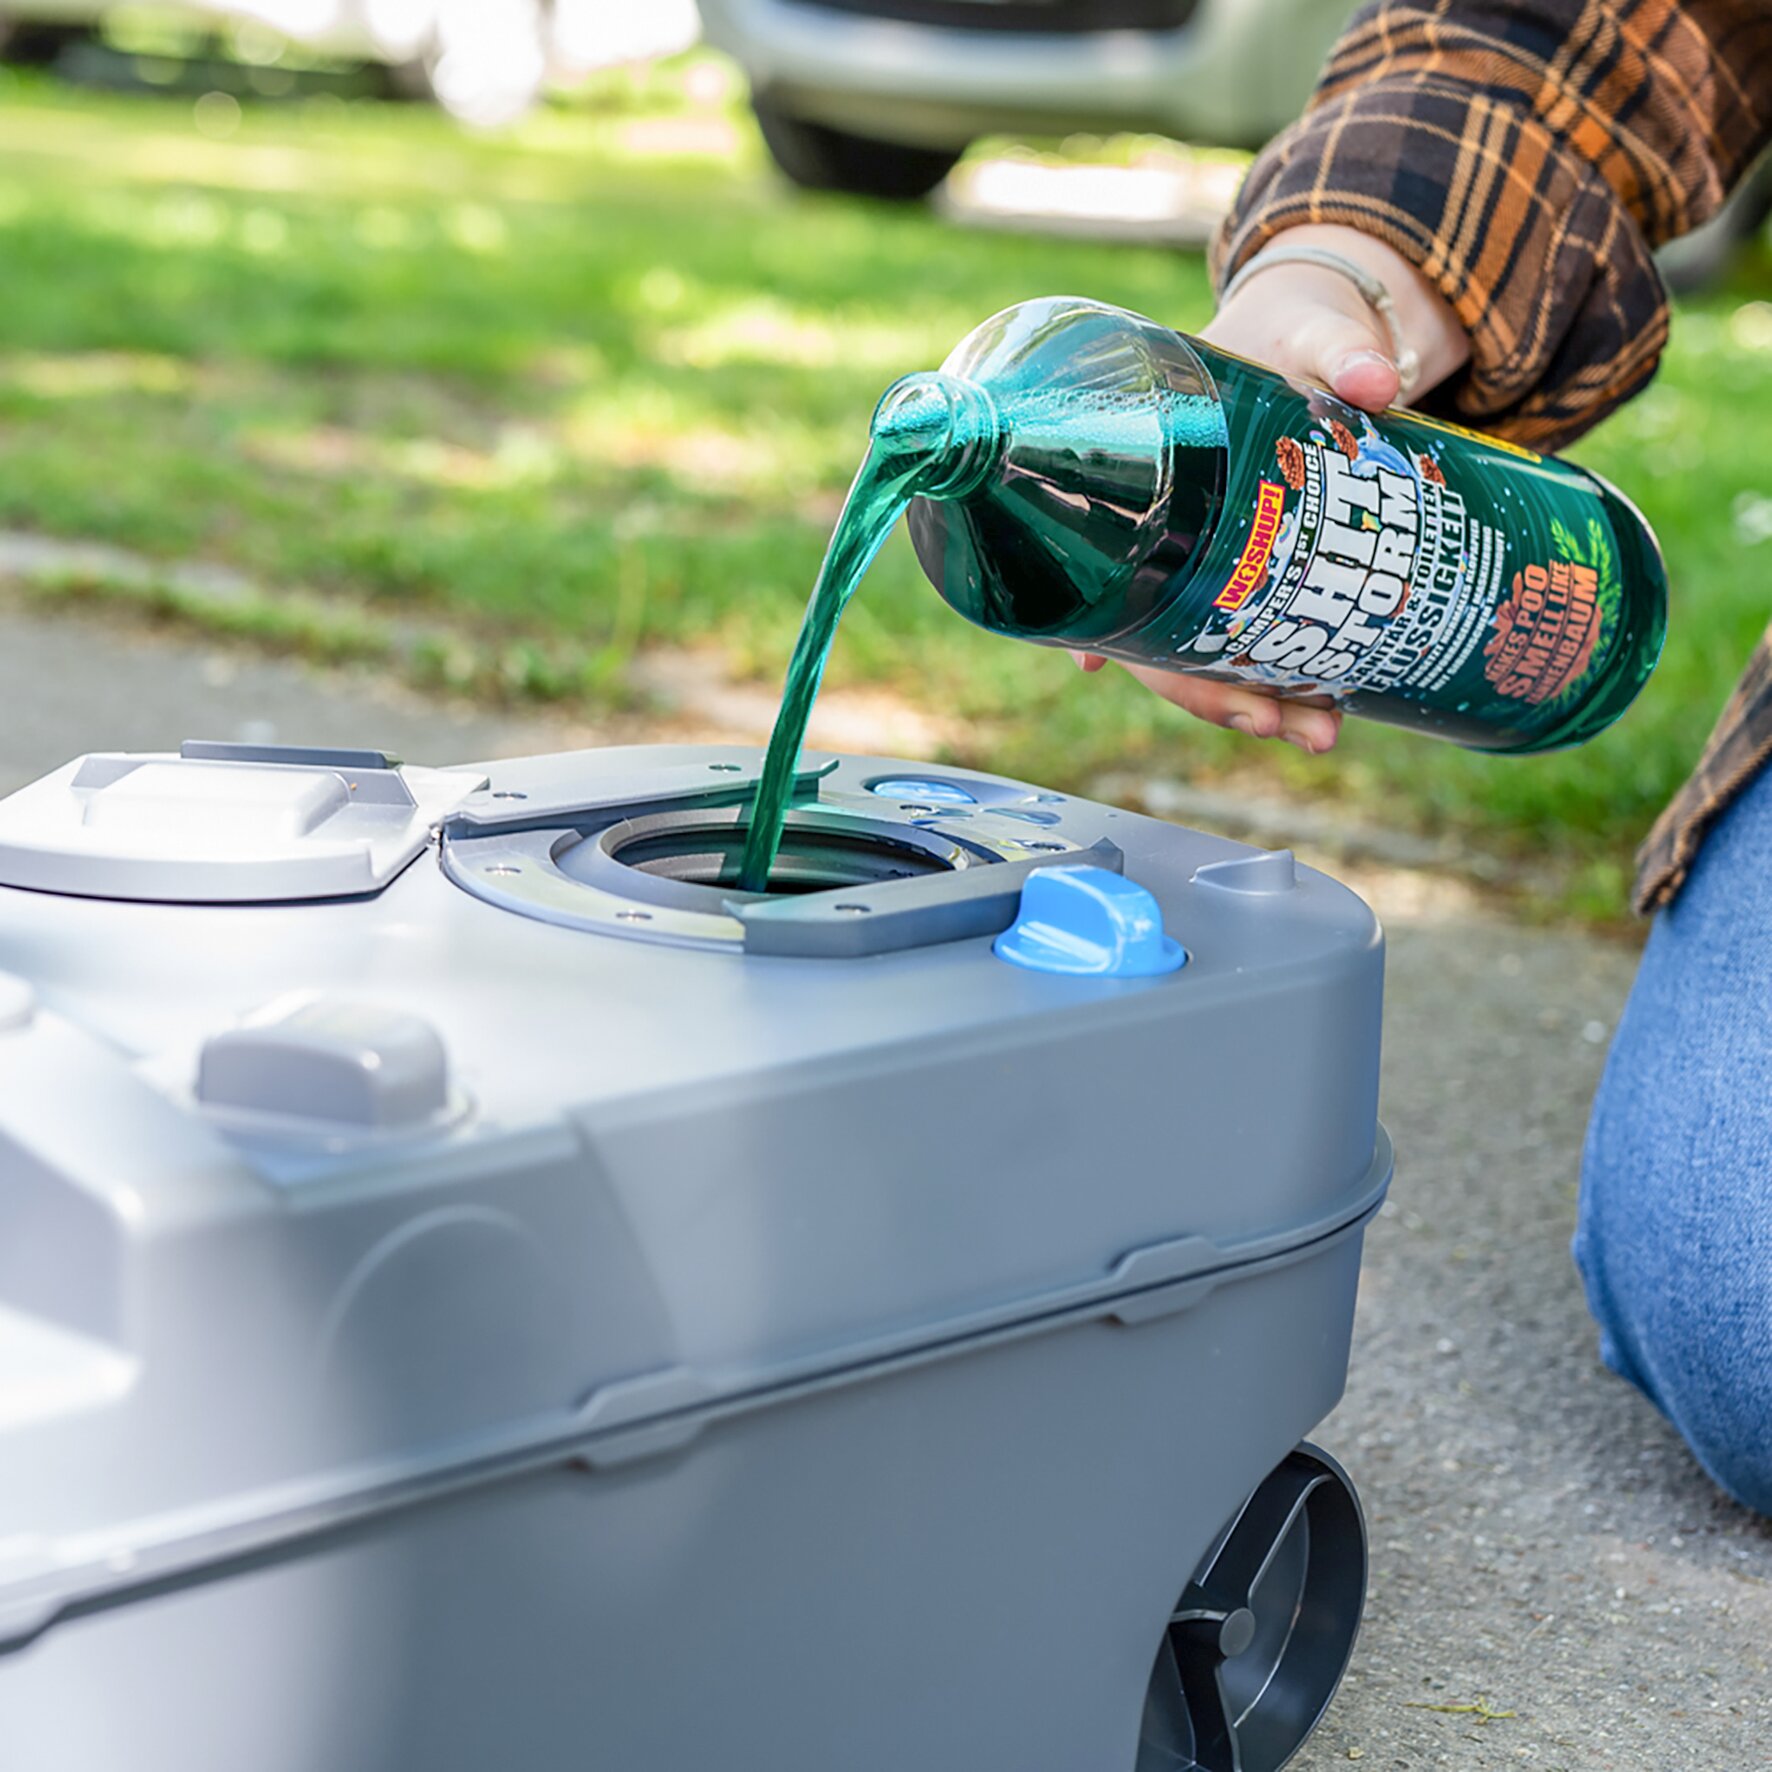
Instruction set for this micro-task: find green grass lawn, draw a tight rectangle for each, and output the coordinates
[0,56,1768,918]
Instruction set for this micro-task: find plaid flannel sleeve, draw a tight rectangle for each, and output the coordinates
[1212,0,1772,452]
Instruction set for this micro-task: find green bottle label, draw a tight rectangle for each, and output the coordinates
[1138,347,1633,748]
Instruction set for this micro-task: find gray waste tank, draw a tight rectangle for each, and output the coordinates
[0,740,1389,1772]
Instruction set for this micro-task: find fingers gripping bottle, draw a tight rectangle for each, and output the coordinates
[898,297,1666,751]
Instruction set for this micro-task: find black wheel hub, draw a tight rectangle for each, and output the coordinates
[1137,1444,1367,1772]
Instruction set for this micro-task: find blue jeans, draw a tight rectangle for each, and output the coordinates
[1576,763,1772,1516]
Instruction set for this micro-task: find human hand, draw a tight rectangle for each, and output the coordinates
[1072,224,1471,754]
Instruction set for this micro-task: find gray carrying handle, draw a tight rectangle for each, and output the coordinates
[731,838,1125,958]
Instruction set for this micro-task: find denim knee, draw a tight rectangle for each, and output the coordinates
[1576,1153,1772,1515]
[1576,768,1772,1516]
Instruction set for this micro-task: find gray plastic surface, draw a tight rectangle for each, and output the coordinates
[443,745,839,836]
[1193,847,1300,896]
[0,750,486,902]
[197,994,462,1142]
[180,739,403,771]
[0,742,1388,1772]
[0,971,33,1032]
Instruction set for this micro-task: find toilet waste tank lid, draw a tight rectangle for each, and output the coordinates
[0,742,487,903]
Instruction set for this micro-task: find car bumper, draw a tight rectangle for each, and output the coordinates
[699,0,1349,150]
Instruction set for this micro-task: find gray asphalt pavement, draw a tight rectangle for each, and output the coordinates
[0,600,577,796]
[1301,911,1772,1769]
[1,598,1765,1768]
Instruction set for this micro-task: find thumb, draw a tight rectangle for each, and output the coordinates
[1293,309,1401,413]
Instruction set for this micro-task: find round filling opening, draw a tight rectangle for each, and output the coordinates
[610,821,954,896]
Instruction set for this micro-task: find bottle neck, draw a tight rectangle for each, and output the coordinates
[870,372,1005,502]
[901,343,1227,649]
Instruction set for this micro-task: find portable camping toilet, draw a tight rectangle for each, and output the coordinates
[0,740,1388,1772]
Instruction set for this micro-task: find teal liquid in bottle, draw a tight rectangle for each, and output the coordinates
[741,297,1668,891]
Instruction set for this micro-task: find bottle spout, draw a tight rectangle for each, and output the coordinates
[871,372,1003,500]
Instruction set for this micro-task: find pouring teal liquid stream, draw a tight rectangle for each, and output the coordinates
[734,373,1002,893]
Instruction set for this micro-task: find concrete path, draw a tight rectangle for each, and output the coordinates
[1,598,1765,1768]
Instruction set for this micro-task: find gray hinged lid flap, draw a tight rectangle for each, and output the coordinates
[0,744,487,903]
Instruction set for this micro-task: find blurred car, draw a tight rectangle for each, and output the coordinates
[0,0,700,124]
[1656,153,1772,295]
[697,0,1361,199]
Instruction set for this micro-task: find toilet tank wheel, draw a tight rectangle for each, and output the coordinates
[1137,1443,1366,1772]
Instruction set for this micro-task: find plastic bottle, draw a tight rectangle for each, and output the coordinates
[897,296,1667,752]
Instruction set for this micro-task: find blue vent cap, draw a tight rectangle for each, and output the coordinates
[869,777,978,805]
[994,866,1185,978]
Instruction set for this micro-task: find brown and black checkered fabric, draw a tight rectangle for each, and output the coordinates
[1211,0,1772,911]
